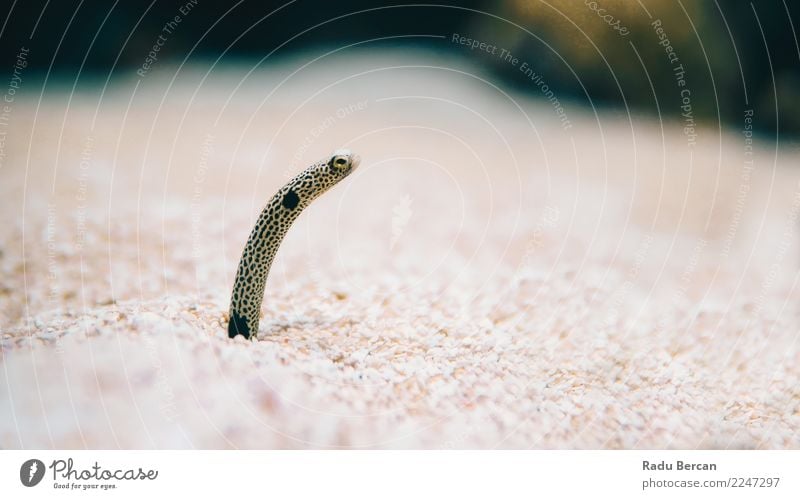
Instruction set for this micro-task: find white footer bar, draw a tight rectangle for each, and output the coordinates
[1,450,797,498]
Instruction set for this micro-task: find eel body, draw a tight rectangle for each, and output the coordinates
[228,149,360,339]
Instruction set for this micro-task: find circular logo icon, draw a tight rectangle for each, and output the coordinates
[20,459,45,487]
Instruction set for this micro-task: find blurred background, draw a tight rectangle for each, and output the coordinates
[2,0,799,135]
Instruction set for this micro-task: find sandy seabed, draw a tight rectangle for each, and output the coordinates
[1,52,799,448]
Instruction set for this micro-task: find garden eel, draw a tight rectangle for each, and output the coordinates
[228,149,360,339]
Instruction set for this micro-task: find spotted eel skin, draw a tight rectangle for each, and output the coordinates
[228,149,360,339]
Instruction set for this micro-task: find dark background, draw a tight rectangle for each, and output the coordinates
[1,0,798,136]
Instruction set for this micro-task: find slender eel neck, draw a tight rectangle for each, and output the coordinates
[228,151,359,339]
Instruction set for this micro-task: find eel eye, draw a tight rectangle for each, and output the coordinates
[332,156,349,168]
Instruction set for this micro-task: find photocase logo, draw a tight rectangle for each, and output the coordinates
[20,459,45,487]
[16,457,159,490]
